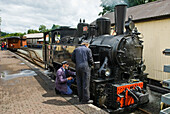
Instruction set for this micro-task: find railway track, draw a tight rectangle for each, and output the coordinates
[13,48,156,114]
[12,48,160,114]
[14,47,45,69]
[138,108,152,114]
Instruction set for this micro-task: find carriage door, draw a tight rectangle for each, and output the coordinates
[51,31,61,63]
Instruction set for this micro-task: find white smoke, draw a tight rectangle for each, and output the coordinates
[100,0,128,7]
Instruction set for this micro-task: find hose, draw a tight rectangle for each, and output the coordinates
[127,88,139,104]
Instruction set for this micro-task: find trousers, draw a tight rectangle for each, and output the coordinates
[60,78,74,95]
[76,66,90,102]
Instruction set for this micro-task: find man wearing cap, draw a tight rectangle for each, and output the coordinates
[71,40,94,103]
[55,61,75,95]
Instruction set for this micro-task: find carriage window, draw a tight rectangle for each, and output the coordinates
[13,39,18,43]
[44,33,50,44]
[53,32,60,43]
[55,34,60,43]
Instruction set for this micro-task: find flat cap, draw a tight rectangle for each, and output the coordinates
[81,40,89,45]
[62,61,68,65]
[82,40,89,43]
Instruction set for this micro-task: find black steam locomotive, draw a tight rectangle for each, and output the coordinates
[43,4,149,112]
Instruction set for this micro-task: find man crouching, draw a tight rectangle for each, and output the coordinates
[55,61,75,95]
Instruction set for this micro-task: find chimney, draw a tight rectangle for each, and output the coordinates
[114,4,127,35]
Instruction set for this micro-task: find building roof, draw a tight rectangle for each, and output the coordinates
[92,0,170,25]
[24,33,43,39]
[0,36,20,41]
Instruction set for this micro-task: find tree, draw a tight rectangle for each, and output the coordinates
[98,6,114,16]
[39,25,47,33]
[27,29,39,34]
[1,31,26,38]
[1,31,8,37]
[51,24,60,30]
[99,0,158,16]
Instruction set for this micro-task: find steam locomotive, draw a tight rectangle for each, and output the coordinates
[43,4,149,112]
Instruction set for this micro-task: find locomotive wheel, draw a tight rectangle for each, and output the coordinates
[98,96,106,107]
[95,84,107,107]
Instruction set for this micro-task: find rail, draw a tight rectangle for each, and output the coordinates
[14,47,45,69]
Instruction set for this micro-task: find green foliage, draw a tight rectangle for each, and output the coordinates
[1,31,26,38]
[0,23,60,39]
[51,24,60,30]
[128,0,146,7]
[39,25,48,32]
[98,6,114,16]
[1,31,8,37]
[99,0,158,16]
[27,29,40,34]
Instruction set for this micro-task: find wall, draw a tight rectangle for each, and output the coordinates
[135,18,170,81]
[27,38,42,45]
[21,40,27,47]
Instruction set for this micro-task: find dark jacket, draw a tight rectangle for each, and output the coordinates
[55,67,75,92]
[72,45,93,69]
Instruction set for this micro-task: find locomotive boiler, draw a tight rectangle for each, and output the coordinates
[43,4,149,112]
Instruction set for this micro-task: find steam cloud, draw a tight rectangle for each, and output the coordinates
[100,0,128,7]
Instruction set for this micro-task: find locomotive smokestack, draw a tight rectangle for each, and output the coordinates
[114,4,127,35]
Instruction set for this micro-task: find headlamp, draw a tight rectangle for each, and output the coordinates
[105,68,111,77]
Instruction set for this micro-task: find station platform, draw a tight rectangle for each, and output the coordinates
[0,50,108,114]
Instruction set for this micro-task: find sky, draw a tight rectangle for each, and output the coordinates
[0,0,102,33]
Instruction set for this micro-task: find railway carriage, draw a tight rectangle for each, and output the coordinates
[0,36,27,51]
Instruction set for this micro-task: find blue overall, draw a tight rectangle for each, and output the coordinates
[72,45,94,102]
[61,78,74,95]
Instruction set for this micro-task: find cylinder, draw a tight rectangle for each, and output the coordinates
[114,4,127,35]
[96,17,111,36]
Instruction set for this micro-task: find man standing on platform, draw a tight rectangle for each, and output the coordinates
[55,61,75,95]
[4,42,7,50]
[71,40,94,104]
[1,42,4,51]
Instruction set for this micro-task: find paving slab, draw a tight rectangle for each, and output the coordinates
[0,50,84,114]
[0,50,108,114]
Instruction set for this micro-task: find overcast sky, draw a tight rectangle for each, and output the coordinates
[0,0,102,33]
